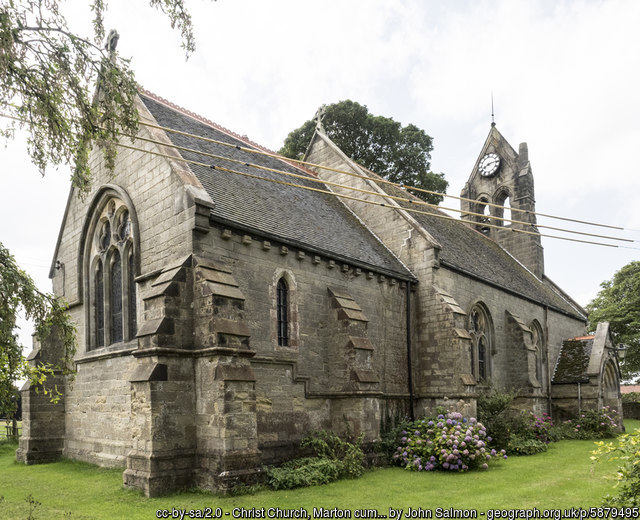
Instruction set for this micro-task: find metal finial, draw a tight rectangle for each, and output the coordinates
[491,92,495,127]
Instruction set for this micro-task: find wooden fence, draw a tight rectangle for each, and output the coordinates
[1,422,21,441]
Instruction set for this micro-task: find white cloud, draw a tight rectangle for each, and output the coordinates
[2,0,639,335]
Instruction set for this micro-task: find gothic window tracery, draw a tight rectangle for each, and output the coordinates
[98,221,111,252]
[468,304,493,382]
[110,250,123,343]
[87,197,137,351]
[95,261,105,348]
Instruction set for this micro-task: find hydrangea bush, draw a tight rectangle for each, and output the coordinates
[528,412,555,443]
[558,406,619,440]
[505,411,556,455]
[393,412,506,471]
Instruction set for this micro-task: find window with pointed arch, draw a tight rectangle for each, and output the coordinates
[601,359,620,410]
[529,320,545,387]
[468,304,493,382]
[88,198,137,350]
[273,271,299,349]
[494,188,513,227]
[276,277,289,347]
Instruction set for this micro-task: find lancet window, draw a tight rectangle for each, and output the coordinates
[276,277,289,347]
[468,304,493,382]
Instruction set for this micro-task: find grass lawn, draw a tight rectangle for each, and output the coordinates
[1,419,638,520]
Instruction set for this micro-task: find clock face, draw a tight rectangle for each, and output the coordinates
[478,153,501,177]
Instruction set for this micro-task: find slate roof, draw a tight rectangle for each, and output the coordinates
[371,176,585,319]
[552,338,594,384]
[140,93,414,280]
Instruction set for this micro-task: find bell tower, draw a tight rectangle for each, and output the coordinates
[461,125,544,279]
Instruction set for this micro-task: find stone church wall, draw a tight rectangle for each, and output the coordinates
[436,266,585,412]
[304,132,584,417]
[195,222,411,464]
[63,355,138,466]
[41,102,209,467]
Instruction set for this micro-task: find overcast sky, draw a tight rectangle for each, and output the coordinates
[1,0,638,346]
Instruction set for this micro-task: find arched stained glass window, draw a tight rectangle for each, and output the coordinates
[277,278,289,347]
[468,304,493,382]
[478,336,487,381]
[128,251,137,340]
[110,250,123,343]
[88,197,137,351]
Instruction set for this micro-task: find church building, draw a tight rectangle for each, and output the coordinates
[17,91,623,496]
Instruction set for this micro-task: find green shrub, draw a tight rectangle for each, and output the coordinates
[301,430,365,478]
[593,428,640,507]
[507,436,548,456]
[476,385,556,455]
[525,412,555,443]
[264,430,365,490]
[556,407,619,440]
[265,457,341,490]
[621,392,640,404]
[476,385,518,449]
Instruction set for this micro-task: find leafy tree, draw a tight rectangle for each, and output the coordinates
[0,0,209,418]
[0,243,76,420]
[586,261,640,380]
[1,0,204,192]
[279,100,448,205]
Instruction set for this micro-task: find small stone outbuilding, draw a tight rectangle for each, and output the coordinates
[551,322,623,420]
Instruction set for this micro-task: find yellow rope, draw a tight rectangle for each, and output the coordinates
[114,141,620,249]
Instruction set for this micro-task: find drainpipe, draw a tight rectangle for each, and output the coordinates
[406,281,415,421]
[577,382,582,416]
[544,305,552,417]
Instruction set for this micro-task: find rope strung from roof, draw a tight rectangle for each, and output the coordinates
[136,114,626,232]
[113,140,624,249]
[0,110,635,248]
[124,129,633,244]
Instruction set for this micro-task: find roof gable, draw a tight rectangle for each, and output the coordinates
[469,125,519,185]
[302,128,584,319]
[139,93,414,280]
[552,338,593,384]
[361,169,584,318]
